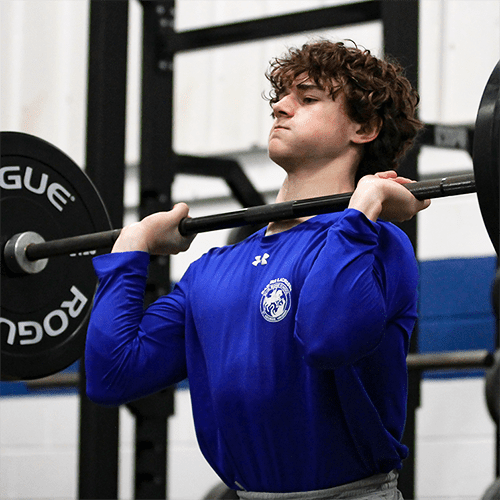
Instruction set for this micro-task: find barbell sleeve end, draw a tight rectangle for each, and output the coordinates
[4,232,49,275]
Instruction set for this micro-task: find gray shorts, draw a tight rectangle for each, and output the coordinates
[236,470,403,500]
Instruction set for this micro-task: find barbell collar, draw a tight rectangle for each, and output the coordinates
[4,232,49,274]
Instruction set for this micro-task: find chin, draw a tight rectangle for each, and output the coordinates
[271,160,300,175]
[268,148,290,169]
[268,153,287,169]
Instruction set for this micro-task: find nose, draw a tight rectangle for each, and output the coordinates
[272,94,294,117]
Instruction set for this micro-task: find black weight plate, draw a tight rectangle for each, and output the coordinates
[473,59,500,255]
[1,132,111,380]
[485,350,500,427]
[482,478,500,500]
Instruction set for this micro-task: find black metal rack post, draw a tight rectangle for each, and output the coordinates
[130,3,178,499]
[78,1,129,499]
[127,392,175,500]
[382,2,420,497]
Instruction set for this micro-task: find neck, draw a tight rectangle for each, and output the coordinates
[275,165,355,202]
[266,160,356,235]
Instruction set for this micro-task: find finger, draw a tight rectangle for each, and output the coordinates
[374,170,397,179]
[390,176,416,185]
[171,204,199,248]
[412,198,431,214]
[172,202,190,218]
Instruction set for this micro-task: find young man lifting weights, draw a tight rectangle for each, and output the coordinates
[85,40,430,499]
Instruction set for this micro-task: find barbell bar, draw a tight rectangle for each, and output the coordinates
[22,349,496,391]
[3,172,477,274]
[1,58,499,381]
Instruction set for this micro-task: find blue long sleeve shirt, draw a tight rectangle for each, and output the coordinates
[85,209,419,493]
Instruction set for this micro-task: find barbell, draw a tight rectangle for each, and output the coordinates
[1,60,500,381]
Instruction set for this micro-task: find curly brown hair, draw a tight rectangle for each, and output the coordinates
[266,40,423,182]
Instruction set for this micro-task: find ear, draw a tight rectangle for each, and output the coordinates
[352,117,382,145]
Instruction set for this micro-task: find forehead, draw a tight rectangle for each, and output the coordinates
[290,73,339,94]
[293,73,322,89]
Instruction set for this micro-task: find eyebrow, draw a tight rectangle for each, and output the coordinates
[296,83,323,92]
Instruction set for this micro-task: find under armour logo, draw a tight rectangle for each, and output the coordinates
[252,253,269,266]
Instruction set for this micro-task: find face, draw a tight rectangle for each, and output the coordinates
[268,75,363,172]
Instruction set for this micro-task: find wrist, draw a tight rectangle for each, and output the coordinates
[112,223,151,253]
[348,183,383,222]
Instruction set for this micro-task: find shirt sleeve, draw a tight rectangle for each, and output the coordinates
[294,208,418,370]
[85,251,188,406]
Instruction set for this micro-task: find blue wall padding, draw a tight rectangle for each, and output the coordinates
[418,256,497,378]
[419,316,495,353]
[419,257,497,318]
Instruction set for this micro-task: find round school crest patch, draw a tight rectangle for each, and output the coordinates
[260,278,292,323]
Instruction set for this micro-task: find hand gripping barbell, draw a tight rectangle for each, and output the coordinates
[1,59,499,381]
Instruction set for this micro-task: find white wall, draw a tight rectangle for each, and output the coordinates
[1,1,499,499]
[0,0,90,168]
[417,0,499,261]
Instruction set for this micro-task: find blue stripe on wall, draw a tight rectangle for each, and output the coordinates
[418,256,497,379]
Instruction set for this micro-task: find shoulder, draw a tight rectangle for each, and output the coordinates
[187,228,264,269]
[375,220,419,298]
[376,219,416,258]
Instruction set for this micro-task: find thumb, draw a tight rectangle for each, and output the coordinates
[172,202,190,218]
[172,203,198,242]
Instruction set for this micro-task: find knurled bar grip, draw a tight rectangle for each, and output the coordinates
[23,173,476,262]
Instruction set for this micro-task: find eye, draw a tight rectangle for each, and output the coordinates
[302,97,318,104]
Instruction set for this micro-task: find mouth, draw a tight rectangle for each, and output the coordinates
[272,124,289,132]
